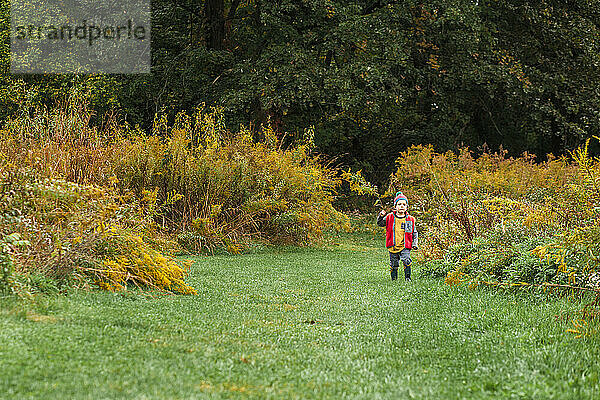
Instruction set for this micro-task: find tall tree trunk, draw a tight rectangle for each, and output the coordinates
[205,0,224,50]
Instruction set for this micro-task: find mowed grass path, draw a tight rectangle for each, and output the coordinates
[1,236,599,399]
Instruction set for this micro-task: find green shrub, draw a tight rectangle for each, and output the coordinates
[24,274,61,295]
[440,224,570,286]
[0,234,31,294]
[421,259,451,279]
[0,250,14,293]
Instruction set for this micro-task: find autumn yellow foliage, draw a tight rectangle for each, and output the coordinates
[393,142,600,336]
[0,95,347,293]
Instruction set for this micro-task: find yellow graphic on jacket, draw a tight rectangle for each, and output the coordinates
[388,217,406,253]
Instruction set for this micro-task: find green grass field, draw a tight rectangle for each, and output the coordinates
[1,234,599,399]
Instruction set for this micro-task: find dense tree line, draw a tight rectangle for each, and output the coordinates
[1,0,599,184]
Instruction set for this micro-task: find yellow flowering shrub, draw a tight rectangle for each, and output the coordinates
[0,95,347,293]
[398,140,600,336]
[0,142,195,294]
[389,144,576,262]
[93,233,196,295]
[112,107,347,251]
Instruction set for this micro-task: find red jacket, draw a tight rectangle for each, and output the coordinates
[377,213,417,249]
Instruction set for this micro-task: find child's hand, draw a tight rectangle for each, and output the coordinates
[379,209,387,217]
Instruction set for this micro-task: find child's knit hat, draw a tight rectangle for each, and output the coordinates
[394,191,408,205]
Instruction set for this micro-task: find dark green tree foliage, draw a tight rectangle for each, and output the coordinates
[1,1,599,184]
[421,0,600,155]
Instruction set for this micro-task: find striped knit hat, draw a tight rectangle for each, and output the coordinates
[394,191,408,205]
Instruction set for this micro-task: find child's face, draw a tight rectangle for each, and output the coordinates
[395,200,408,214]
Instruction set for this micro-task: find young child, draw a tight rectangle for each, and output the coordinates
[377,192,418,281]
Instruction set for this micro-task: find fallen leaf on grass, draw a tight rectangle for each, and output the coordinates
[26,312,58,323]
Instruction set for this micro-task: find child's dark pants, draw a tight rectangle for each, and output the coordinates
[389,249,412,281]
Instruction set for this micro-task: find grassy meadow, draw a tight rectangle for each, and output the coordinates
[1,232,598,400]
[2,102,600,399]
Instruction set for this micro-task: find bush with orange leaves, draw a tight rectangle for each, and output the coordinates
[0,154,196,295]
[0,94,348,294]
[391,142,600,335]
[388,144,575,262]
[112,107,348,252]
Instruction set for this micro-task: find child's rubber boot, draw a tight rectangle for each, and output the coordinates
[404,264,412,281]
[390,267,398,281]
